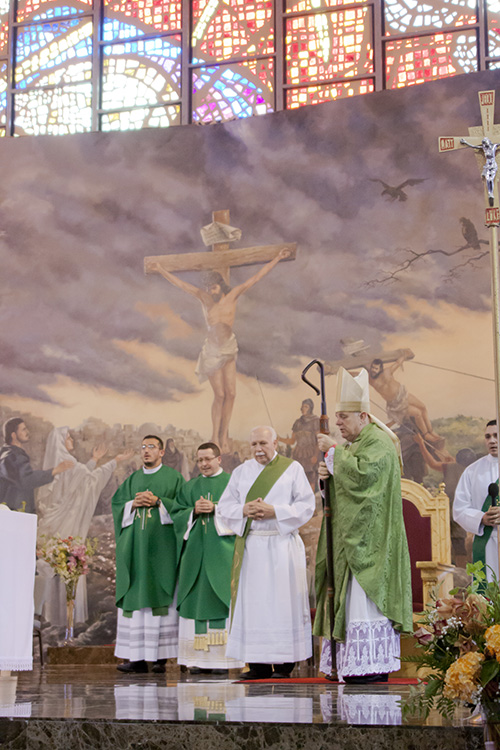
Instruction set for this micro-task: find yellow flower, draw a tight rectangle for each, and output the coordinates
[485,624,500,661]
[443,651,484,702]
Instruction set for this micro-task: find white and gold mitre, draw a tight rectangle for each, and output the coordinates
[335,367,370,413]
[335,366,403,468]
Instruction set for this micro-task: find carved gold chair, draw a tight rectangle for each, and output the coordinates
[401,478,455,612]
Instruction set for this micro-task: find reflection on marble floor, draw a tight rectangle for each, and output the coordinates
[0,666,475,727]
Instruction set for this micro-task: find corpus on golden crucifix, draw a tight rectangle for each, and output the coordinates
[144,209,296,454]
[439,89,500,571]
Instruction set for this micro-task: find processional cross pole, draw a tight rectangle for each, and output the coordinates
[439,89,500,572]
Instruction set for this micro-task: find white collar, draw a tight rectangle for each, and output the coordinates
[142,463,163,475]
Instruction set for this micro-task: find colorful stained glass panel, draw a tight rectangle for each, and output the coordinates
[101,103,180,130]
[385,32,477,88]
[192,57,273,122]
[15,19,92,88]
[286,8,373,84]
[487,0,500,58]
[102,37,181,109]
[286,78,374,107]
[385,0,477,35]
[14,82,92,135]
[286,0,367,9]
[0,59,6,125]
[0,0,8,55]
[16,1,92,23]
[104,0,181,34]
[192,0,274,62]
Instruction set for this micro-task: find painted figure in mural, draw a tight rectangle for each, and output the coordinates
[216,425,314,679]
[171,442,244,675]
[162,437,190,480]
[36,426,133,627]
[151,248,290,454]
[278,398,321,488]
[453,420,500,581]
[460,137,500,206]
[314,368,413,683]
[414,433,476,569]
[112,434,185,674]
[0,417,72,514]
[368,352,442,443]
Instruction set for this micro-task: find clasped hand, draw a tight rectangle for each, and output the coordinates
[243,498,276,520]
[132,490,158,509]
[195,496,214,514]
[482,505,500,526]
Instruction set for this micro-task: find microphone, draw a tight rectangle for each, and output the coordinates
[489,483,499,504]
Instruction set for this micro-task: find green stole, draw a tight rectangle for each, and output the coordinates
[472,479,499,588]
[229,454,293,622]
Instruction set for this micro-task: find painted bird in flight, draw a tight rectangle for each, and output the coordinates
[369,178,428,202]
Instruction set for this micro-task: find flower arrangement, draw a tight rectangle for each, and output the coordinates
[404,561,500,720]
[37,534,98,585]
[37,534,98,642]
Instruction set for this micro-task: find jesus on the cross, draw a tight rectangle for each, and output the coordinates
[150,247,290,453]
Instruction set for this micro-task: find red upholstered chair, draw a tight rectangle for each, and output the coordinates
[401,479,455,613]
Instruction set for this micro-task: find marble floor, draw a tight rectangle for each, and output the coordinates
[0,665,477,726]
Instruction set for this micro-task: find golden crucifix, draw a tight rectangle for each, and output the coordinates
[439,89,500,573]
[144,210,296,454]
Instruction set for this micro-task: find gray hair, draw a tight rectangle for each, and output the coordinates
[250,425,277,441]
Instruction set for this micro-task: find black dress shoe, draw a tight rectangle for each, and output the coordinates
[211,669,228,676]
[343,673,389,684]
[151,662,166,674]
[117,660,148,674]
[239,668,272,680]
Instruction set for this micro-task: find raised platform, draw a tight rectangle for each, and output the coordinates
[0,666,485,750]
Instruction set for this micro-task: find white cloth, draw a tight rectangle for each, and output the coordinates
[0,506,37,670]
[453,453,498,579]
[177,616,244,669]
[216,456,315,663]
[114,684,179,720]
[36,426,117,626]
[114,602,179,662]
[319,573,400,680]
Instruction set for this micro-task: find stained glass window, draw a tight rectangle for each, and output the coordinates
[100,103,180,130]
[0,0,496,135]
[385,31,477,88]
[487,0,500,58]
[192,0,274,61]
[286,8,373,84]
[192,57,273,122]
[0,0,8,54]
[104,0,182,35]
[0,59,6,125]
[14,82,92,134]
[384,0,477,34]
[102,36,181,109]
[15,19,93,89]
[287,78,374,107]
[16,0,92,23]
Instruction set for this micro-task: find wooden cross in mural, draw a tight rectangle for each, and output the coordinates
[144,209,296,454]
[144,209,296,285]
[438,89,500,223]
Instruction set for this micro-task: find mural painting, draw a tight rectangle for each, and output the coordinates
[0,68,499,646]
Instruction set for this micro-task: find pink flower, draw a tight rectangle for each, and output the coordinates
[415,627,434,645]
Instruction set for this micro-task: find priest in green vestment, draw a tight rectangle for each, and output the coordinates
[314,367,413,684]
[171,442,244,674]
[113,434,185,674]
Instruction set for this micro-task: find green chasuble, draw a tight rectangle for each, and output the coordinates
[112,465,185,614]
[313,422,413,642]
[171,472,234,630]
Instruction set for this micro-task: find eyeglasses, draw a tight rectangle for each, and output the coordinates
[141,444,160,450]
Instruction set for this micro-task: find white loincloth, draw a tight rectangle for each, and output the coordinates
[195,332,238,382]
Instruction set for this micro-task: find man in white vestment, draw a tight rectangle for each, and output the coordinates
[453,419,499,580]
[216,425,315,679]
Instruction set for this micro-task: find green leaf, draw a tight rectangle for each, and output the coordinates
[481,659,500,685]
